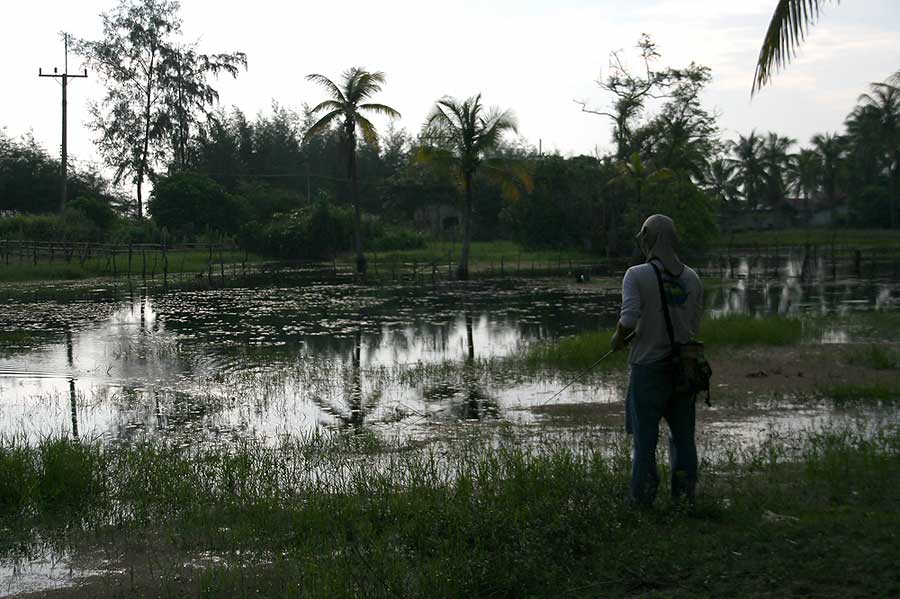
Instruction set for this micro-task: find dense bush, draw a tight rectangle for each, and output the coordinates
[234,180,304,222]
[240,200,354,259]
[368,225,426,252]
[149,172,247,238]
[240,200,425,259]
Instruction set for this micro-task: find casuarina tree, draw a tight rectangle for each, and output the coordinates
[303,67,400,274]
[72,0,245,218]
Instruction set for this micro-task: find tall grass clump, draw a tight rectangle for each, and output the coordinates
[37,437,105,514]
[0,439,38,516]
[525,330,628,372]
[701,314,803,347]
[817,383,900,404]
[845,344,900,370]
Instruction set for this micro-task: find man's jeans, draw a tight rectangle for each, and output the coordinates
[625,361,697,504]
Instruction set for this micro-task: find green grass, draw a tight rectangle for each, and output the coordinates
[525,329,628,372]
[719,227,900,249]
[0,428,898,598]
[818,382,900,404]
[0,250,262,282]
[844,344,900,370]
[358,240,595,270]
[525,316,806,373]
[701,313,805,347]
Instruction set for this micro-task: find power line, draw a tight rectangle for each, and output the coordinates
[38,33,88,214]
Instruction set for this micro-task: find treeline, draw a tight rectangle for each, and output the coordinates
[1,0,898,269]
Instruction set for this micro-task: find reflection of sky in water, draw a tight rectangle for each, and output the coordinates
[0,544,111,598]
[0,278,622,442]
[1,253,899,444]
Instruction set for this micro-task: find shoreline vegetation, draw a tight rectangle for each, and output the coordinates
[0,427,897,598]
[3,228,900,284]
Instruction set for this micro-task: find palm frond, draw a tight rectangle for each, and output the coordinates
[345,68,387,102]
[358,103,402,119]
[753,0,838,96]
[309,99,346,115]
[355,114,379,145]
[415,145,461,182]
[306,73,346,102]
[481,157,534,201]
[303,109,343,142]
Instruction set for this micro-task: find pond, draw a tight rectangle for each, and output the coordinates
[1,249,899,446]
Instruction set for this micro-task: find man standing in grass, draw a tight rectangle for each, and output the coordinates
[611,214,703,505]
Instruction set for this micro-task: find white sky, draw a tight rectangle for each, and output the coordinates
[3,0,899,173]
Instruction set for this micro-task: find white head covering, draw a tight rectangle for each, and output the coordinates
[637,214,684,275]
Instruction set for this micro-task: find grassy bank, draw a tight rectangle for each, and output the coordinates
[0,428,898,598]
[526,315,807,372]
[720,227,900,249]
[356,240,595,271]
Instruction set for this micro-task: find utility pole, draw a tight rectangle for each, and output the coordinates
[39,33,88,214]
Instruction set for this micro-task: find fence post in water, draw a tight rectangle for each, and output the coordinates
[207,243,213,285]
[128,244,133,277]
[500,256,504,276]
[142,247,147,280]
[112,247,117,277]
[219,245,225,284]
[448,251,452,280]
[32,242,37,265]
[163,241,169,286]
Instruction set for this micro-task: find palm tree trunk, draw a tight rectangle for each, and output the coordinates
[457,172,474,280]
[892,158,899,229]
[349,137,366,274]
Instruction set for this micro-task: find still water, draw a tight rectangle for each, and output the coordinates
[0,252,898,445]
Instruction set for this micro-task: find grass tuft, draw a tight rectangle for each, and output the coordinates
[844,344,900,370]
[701,314,804,347]
[525,330,627,372]
[818,382,900,404]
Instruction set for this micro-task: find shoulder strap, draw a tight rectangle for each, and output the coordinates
[649,261,676,351]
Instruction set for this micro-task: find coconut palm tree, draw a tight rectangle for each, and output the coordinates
[787,149,822,220]
[418,94,531,280]
[811,132,846,223]
[304,67,401,274]
[703,158,739,213]
[729,131,767,209]
[855,83,900,227]
[761,132,796,209]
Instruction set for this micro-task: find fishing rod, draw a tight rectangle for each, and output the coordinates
[541,331,634,406]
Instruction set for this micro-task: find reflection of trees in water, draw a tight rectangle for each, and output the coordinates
[312,325,386,432]
[66,329,78,439]
[420,313,499,422]
[708,252,899,317]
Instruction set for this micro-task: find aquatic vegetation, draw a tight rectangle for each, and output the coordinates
[524,330,627,372]
[0,427,897,598]
[818,382,900,404]
[701,314,804,347]
[844,344,900,370]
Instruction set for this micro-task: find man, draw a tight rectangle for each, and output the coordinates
[611,214,703,505]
